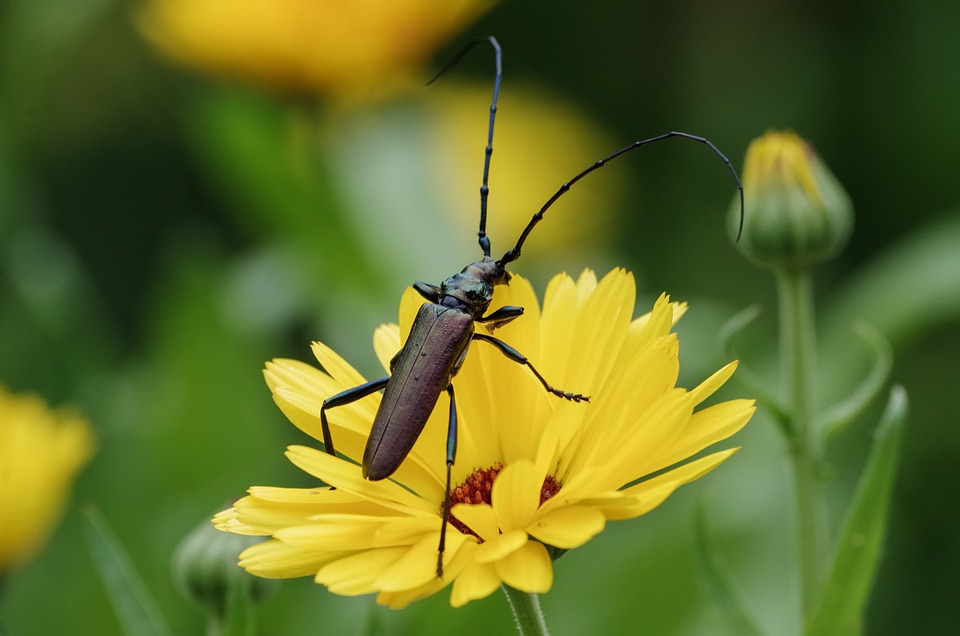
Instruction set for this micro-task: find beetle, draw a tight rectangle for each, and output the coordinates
[318,36,744,577]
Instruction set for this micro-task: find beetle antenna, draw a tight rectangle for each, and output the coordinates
[498,132,745,267]
[428,36,502,258]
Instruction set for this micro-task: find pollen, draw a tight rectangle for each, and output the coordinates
[540,474,561,502]
[447,462,562,540]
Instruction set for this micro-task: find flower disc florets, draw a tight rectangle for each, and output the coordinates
[449,463,562,540]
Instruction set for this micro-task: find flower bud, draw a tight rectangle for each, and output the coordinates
[730,130,853,270]
[172,515,275,617]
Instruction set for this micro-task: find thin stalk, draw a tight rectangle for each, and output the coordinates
[501,585,549,636]
[776,268,827,618]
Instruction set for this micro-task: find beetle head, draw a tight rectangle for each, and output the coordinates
[440,256,510,319]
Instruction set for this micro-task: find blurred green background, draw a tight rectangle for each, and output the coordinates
[2,0,958,634]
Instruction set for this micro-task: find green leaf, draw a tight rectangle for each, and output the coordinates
[804,386,908,636]
[816,321,893,446]
[694,500,765,636]
[82,508,173,636]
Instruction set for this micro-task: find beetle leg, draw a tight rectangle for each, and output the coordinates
[437,383,458,578]
[476,305,524,332]
[320,377,390,457]
[473,333,590,402]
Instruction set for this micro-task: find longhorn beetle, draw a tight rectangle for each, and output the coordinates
[319,36,744,577]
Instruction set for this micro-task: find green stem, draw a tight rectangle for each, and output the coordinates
[776,268,827,619]
[215,579,257,636]
[501,585,549,636]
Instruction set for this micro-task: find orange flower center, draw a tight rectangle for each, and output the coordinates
[446,462,562,540]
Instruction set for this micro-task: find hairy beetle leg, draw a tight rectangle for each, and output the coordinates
[320,377,390,457]
[437,384,458,578]
[473,333,590,402]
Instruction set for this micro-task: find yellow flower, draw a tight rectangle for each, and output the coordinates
[138,0,497,95]
[0,387,95,571]
[215,269,754,607]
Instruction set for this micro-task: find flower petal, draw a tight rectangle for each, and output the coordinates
[482,276,544,462]
[311,340,368,388]
[451,559,501,608]
[609,449,740,520]
[493,540,553,593]
[575,269,599,300]
[688,360,739,406]
[450,503,498,542]
[315,547,408,595]
[628,299,687,338]
[265,358,374,458]
[628,293,674,349]
[220,487,397,537]
[398,287,425,341]
[566,269,635,397]
[373,516,448,547]
[239,538,337,578]
[378,531,468,592]
[573,389,694,492]
[540,272,578,385]
[373,324,401,373]
[284,445,435,515]
[648,399,755,473]
[379,540,479,609]
[474,529,527,564]
[491,460,541,531]
[526,506,606,549]
[566,336,679,477]
[274,516,383,550]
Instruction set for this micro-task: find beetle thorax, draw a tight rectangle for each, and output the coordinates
[439,256,510,319]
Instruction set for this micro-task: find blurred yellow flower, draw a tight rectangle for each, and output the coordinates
[427,85,621,265]
[215,269,754,607]
[138,0,497,95]
[0,387,95,571]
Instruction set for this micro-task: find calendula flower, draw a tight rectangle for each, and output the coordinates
[0,387,95,572]
[138,0,497,96]
[215,269,754,608]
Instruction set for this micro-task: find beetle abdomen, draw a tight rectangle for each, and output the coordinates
[362,303,474,481]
